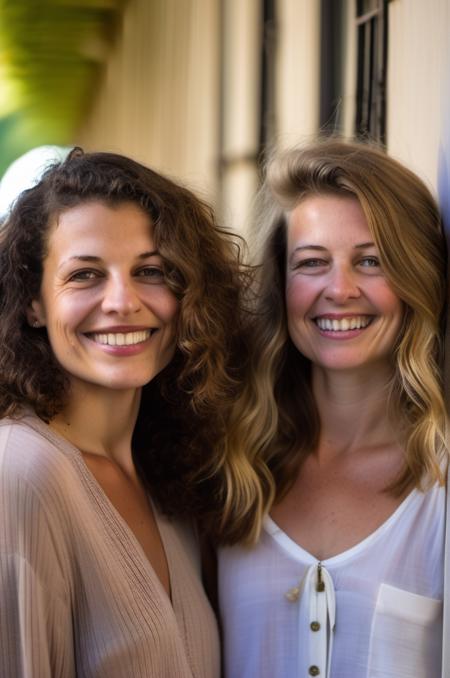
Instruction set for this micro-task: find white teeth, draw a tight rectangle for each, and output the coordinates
[315,316,371,331]
[91,330,151,346]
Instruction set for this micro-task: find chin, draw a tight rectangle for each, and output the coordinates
[96,372,158,390]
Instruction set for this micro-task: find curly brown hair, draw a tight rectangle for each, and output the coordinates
[0,148,260,541]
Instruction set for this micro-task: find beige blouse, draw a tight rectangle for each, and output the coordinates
[0,411,220,677]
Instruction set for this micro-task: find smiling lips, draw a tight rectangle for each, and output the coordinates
[87,329,155,346]
[314,315,373,332]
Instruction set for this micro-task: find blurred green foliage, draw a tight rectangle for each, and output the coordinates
[0,0,124,175]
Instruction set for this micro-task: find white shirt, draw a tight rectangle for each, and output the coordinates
[219,484,444,678]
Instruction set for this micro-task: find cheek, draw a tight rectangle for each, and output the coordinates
[285,278,314,319]
[150,289,179,324]
[44,319,80,366]
[46,297,93,334]
[47,315,78,341]
[42,291,99,354]
[373,282,403,317]
[390,299,405,337]
[166,295,179,322]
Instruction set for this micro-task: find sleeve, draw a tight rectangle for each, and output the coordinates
[0,427,75,677]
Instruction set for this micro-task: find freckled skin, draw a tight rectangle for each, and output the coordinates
[285,194,403,375]
[272,194,407,560]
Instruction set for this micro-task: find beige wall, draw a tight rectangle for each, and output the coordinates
[219,0,262,233]
[77,0,450,227]
[387,0,450,192]
[76,0,323,233]
[77,0,220,200]
[275,0,320,146]
[341,0,357,138]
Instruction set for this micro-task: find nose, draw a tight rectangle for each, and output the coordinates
[101,276,141,316]
[324,265,361,303]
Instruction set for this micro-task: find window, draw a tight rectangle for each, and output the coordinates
[320,0,346,132]
[355,0,389,143]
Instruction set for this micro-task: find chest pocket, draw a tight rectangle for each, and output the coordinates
[367,583,442,678]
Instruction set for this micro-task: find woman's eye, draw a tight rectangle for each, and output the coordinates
[359,256,380,268]
[293,258,327,270]
[68,269,100,281]
[136,266,165,282]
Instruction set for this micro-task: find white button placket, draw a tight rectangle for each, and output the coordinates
[285,562,336,678]
[309,563,336,677]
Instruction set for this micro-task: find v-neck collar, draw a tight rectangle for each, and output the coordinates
[19,410,177,611]
[264,487,420,567]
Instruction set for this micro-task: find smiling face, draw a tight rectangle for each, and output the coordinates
[285,193,403,376]
[29,200,178,395]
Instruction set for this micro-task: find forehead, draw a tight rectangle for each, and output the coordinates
[287,193,371,247]
[46,200,154,251]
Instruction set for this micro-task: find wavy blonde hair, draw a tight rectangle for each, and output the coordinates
[227,138,447,542]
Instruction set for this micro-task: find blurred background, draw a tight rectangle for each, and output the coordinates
[0,0,448,234]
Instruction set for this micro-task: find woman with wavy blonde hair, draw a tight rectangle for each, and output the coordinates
[0,148,262,677]
[219,139,448,678]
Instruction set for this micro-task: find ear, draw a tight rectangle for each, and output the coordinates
[26,299,46,328]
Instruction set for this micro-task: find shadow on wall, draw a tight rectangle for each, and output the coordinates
[438,86,450,406]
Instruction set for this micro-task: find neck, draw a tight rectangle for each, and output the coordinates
[312,362,399,458]
[50,381,141,475]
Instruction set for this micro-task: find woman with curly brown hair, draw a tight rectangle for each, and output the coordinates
[0,149,262,677]
[219,139,448,678]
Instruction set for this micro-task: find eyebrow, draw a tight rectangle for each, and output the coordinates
[354,242,375,249]
[292,241,375,253]
[65,250,160,263]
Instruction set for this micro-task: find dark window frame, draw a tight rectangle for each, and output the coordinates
[320,0,346,132]
[355,0,389,144]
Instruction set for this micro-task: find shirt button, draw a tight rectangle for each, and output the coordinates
[309,666,320,676]
[310,621,321,632]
